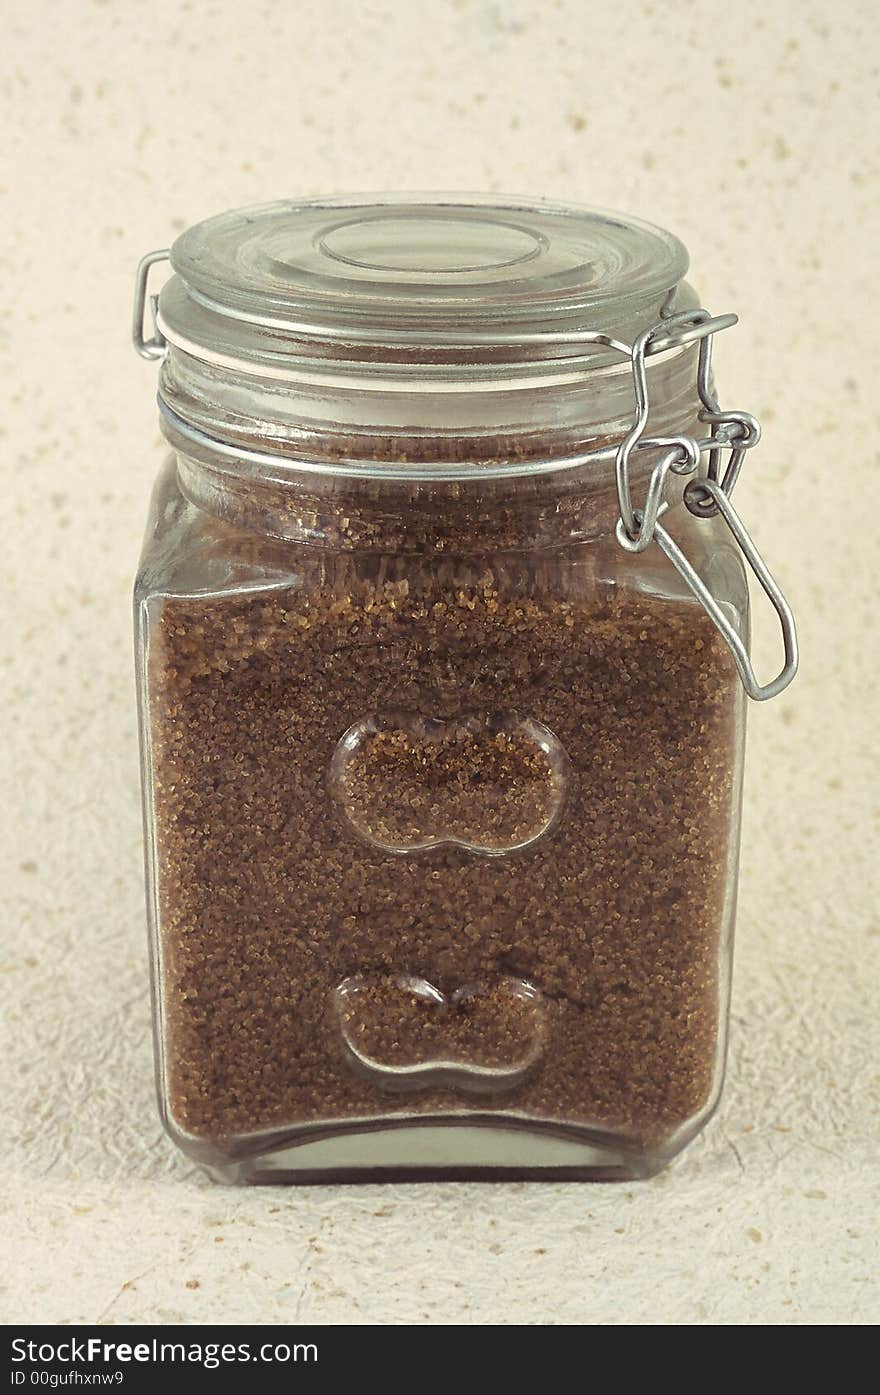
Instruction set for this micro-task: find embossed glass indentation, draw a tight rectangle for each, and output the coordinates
[329,710,570,856]
[333,974,547,1094]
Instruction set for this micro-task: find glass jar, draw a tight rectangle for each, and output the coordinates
[132,195,796,1182]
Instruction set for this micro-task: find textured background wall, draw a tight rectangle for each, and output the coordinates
[2,0,877,1324]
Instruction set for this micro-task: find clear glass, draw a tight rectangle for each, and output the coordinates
[135,449,747,1182]
[133,196,749,1181]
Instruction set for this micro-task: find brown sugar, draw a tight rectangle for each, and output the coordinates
[146,503,740,1156]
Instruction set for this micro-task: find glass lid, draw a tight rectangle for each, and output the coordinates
[158,194,691,366]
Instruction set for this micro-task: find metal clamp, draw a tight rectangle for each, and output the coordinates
[132,249,170,360]
[653,480,798,701]
[614,309,798,701]
[129,245,797,701]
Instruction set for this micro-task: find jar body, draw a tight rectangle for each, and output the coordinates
[135,453,748,1182]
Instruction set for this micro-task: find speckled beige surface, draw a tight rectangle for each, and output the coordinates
[2,0,877,1326]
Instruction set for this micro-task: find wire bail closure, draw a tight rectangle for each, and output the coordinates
[131,253,797,701]
[613,309,798,702]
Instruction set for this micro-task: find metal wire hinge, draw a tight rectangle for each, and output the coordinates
[132,249,170,360]
[613,309,798,701]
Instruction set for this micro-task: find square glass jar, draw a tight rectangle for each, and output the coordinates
[133,196,793,1181]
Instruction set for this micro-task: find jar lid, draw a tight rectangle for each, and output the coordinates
[157,194,690,368]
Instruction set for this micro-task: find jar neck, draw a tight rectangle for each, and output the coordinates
[163,341,704,553]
